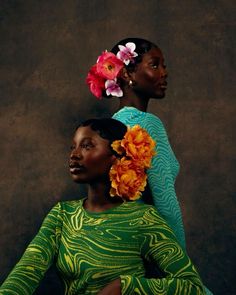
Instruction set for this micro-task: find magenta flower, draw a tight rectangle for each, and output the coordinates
[116,42,138,65]
[96,51,124,80]
[86,42,139,99]
[86,65,105,99]
[105,79,123,97]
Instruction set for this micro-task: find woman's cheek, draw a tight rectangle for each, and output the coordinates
[86,153,107,166]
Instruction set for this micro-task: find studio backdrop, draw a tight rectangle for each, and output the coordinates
[0,1,235,294]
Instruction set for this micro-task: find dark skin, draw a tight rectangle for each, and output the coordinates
[118,46,168,112]
[96,46,167,293]
[96,47,167,293]
[70,126,123,212]
[97,279,121,295]
[69,126,122,294]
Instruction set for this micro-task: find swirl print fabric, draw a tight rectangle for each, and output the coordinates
[0,200,204,294]
[113,107,213,295]
[112,107,186,249]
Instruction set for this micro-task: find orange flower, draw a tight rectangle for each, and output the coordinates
[110,158,147,200]
[109,125,156,201]
[111,139,125,156]
[113,125,156,168]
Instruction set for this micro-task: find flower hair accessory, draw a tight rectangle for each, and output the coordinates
[116,42,138,65]
[86,42,138,99]
[109,125,156,201]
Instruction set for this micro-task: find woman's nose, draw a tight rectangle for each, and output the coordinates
[70,148,82,159]
[161,66,168,78]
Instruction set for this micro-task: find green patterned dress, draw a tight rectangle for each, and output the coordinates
[0,200,204,295]
[113,107,213,295]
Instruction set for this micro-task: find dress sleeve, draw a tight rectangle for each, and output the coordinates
[0,202,62,295]
[144,114,186,249]
[120,207,205,295]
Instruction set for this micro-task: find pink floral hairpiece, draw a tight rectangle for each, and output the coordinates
[86,42,138,99]
[116,42,138,65]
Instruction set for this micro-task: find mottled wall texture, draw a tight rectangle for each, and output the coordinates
[0,0,235,294]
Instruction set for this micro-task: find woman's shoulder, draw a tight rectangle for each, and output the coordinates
[124,201,158,216]
[56,198,84,213]
[113,107,165,130]
[124,202,168,227]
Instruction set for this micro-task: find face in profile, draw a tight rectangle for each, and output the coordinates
[69,126,115,183]
[131,47,168,99]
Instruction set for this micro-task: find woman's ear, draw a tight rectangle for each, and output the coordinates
[120,67,133,83]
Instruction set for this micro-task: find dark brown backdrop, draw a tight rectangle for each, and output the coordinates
[0,1,235,294]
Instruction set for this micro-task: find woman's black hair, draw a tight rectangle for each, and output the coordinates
[78,118,127,152]
[101,38,158,98]
[111,37,158,72]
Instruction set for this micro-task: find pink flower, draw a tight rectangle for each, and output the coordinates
[96,51,124,80]
[105,79,123,97]
[116,42,138,65]
[86,65,105,99]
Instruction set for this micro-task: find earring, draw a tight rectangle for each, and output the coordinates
[129,80,133,86]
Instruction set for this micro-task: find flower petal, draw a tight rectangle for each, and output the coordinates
[126,42,136,52]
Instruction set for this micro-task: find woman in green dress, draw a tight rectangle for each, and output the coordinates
[0,118,205,294]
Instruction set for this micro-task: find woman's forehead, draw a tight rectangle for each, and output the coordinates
[74,126,96,139]
[73,126,107,142]
[143,47,164,61]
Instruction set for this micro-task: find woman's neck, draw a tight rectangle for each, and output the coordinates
[119,97,148,112]
[85,182,123,212]
[118,89,150,112]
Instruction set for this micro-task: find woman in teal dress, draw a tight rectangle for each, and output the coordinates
[86,38,213,294]
[86,37,184,249]
[0,118,205,294]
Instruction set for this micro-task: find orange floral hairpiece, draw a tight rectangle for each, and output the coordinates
[109,125,156,200]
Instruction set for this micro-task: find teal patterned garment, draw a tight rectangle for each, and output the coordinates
[0,200,205,295]
[113,107,186,249]
[113,107,213,295]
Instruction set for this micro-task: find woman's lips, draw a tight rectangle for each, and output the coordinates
[69,163,86,174]
[160,82,167,89]
[70,167,84,174]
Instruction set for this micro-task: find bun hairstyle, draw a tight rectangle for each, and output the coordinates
[110,37,157,72]
[79,118,127,152]
[101,38,157,98]
[86,37,158,99]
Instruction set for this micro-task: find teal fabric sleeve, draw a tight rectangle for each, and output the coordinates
[113,107,186,249]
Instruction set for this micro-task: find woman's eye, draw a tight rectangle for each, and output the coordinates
[151,64,158,69]
[70,145,75,150]
[81,143,92,149]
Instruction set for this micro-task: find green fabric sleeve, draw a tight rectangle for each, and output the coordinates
[120,207,205,295]
[0,203,62,295]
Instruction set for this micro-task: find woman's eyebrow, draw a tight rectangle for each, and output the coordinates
[79,137,94,144]
[73,137,93,145]
[147,56,160,62]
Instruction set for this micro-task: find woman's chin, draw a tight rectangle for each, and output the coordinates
[70,174,87,183]
[152,93,166,99]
